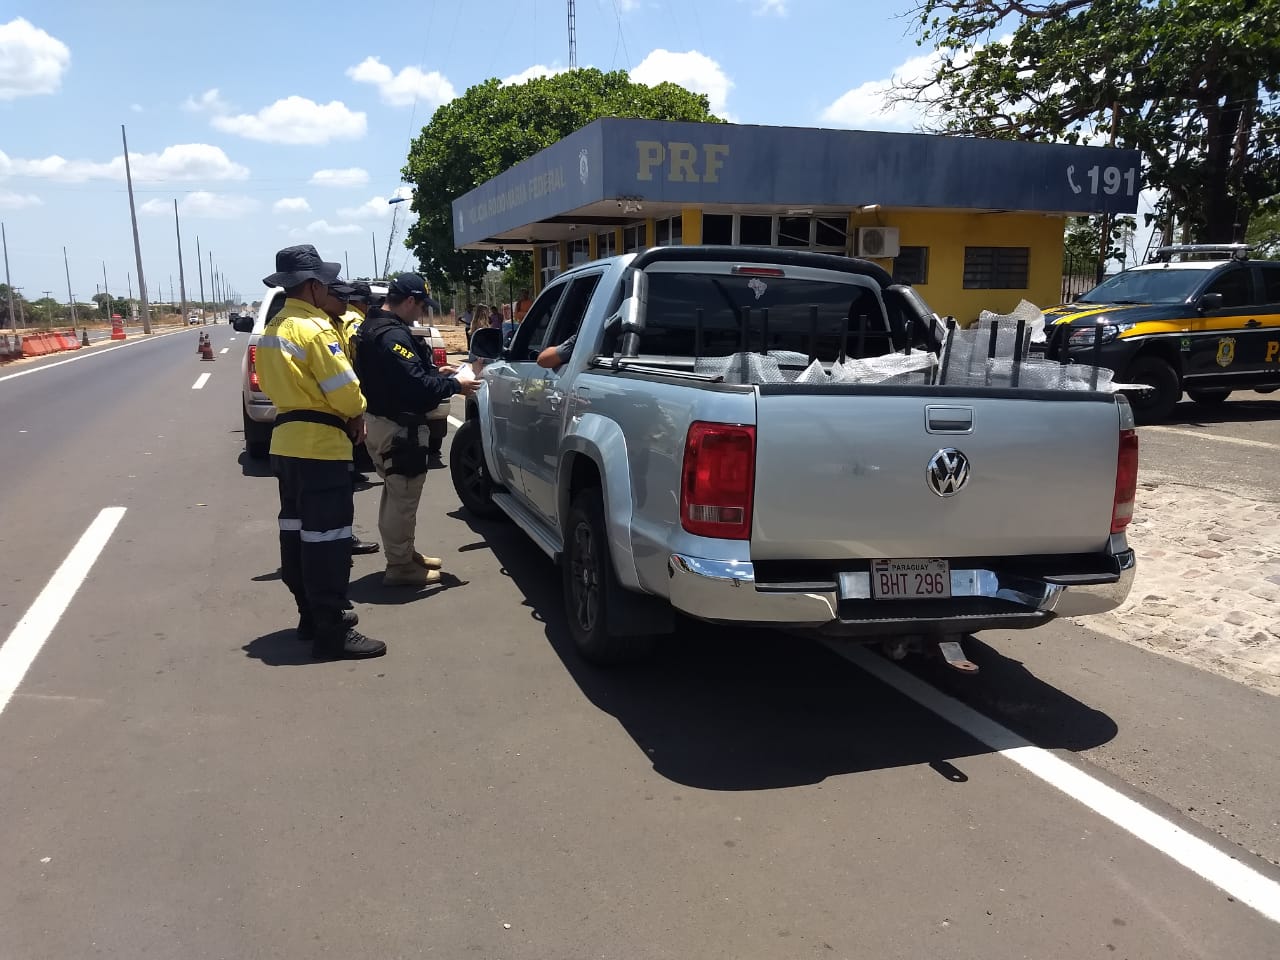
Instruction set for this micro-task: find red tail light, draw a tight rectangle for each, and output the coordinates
[681,422,756,540]
[433,346,448,367]
[248,344,261,392]
[1111,428,1139,533]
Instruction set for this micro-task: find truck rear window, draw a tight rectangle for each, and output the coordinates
[633,272,898,361]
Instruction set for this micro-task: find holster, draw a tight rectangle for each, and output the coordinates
[384,424,429,477]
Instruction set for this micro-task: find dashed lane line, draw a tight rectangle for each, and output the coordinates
[831,643,1280,924]
[192,373,211,390]
[0,507,127,718]
[219,347,229,355]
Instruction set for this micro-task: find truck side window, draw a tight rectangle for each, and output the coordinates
[1205,268,1252,309]
[509,285,566,362]
[1261,265,1280,305]
[543,274,603,358]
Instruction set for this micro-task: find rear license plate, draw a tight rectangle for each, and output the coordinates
[870,559,952,600]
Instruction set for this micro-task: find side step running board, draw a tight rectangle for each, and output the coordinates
[491,492,563,560]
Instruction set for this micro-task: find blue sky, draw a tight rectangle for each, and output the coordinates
[0,0,957,308]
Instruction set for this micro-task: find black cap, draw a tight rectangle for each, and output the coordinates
[347,281,373,305]
[389,273,441,311]
[263,244,342,289]
[327,282,355,301]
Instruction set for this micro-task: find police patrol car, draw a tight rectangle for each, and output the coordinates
[1044,244,1280,421]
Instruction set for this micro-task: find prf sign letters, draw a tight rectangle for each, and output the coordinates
[635,140,729,183]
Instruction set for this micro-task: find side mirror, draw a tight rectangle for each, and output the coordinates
[232,315,254,333]
[1198,292,1224,312]
[470,326,504,360]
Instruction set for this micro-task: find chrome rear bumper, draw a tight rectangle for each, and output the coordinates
[667,549,1135,636]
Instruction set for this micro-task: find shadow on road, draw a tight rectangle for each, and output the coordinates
[348,569,469,605]
[242,629,317,666]
[1157,394,1280,426]
[458,509,1118,791]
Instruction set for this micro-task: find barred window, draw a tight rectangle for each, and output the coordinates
[892,246,929,285]
[597,231,618,257]
[963,246,1029,289]
[622,224,646,253]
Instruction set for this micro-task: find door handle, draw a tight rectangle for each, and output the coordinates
[1245,319,1261,328]
[926,404,974,433]
[510,387,525,401]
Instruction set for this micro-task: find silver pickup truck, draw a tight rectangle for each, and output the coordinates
[453,247,1137,667]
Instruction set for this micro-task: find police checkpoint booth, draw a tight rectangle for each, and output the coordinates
[451,118,1141,325]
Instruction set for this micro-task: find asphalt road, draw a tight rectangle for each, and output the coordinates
[1,330,1277,959]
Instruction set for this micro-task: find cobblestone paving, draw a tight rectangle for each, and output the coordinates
[1074,481,1280,696]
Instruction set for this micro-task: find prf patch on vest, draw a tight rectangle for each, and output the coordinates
[393,343,415,360]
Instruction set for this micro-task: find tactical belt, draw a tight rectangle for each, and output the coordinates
[275,410,348,433]
[369,411,431,427]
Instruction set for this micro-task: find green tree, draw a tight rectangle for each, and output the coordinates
[403,68,723,295]
[1245,199,1280,257]
[894,0,1280,243]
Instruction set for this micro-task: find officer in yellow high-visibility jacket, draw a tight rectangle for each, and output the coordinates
[256,246,385,660]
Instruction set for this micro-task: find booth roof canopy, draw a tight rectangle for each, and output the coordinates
[451,118,1143,250]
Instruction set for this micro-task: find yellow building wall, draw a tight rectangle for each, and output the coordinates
[849,209,1066,325]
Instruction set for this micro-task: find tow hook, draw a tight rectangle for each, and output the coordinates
[937,637,980,674]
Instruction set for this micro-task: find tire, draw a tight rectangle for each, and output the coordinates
[1123,356,1181,423]
[243,408,271,460]
[1187,387,1231,406]
[562,487,657,665]
[450,418,504,519]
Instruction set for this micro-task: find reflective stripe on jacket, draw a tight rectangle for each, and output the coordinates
[257,298,367,460]
[335,308,364,365]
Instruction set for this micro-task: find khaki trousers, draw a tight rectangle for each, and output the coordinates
[365,414,428,566]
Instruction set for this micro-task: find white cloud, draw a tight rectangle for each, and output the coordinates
[346,56,456,108]
[293,219,362,238]
[212,96,366,145]
[0,17,70,101]
[336,187,413,220]
[182,87,230,113]
[0,189,42,209]
[631,49,733,117]
[141,192,259,219]
[273,196,311,214]
[754,0,788,14]
[130,103,143,113]
[501,64,568,86]
[617,0,640,10]
[310,167,369,188]
[0,143,248,182]
[820,50,951,132]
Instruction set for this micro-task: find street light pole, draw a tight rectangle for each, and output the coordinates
[121,125,152,334]
[102,261,109,314]
[3,222,16,333]
[174,199,189,322]
[63,246,77,327]
[196,235,206,323]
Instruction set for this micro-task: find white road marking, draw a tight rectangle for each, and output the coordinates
[0,328,189,384]
[833,644,1280,924]
[192,373,211,390]
[219,347,229,355]
[1144,426,1280,451]
[229,338,236,341]
[0,507,126,718]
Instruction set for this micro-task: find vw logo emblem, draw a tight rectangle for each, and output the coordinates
[926,448,970,497]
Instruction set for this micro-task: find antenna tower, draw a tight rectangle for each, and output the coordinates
[567,0,577,68]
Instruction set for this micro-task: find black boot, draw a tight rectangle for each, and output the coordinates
[350,537,381,555]
[311,620,386,660]
[297,608,357,644]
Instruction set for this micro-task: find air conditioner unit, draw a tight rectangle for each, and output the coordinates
[856,226,900,258]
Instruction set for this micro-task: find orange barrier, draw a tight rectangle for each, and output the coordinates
[110,317,126,341]
[22,335,49,357]
[60,329,81,351]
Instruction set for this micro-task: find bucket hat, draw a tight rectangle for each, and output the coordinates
[263,244,342,288]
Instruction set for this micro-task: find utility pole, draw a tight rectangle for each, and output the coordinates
[345,251,350,278]
[121,125,152,333]
[371,231,378,278]
[170,275,174,309]
[63,247,77,326]
[196,236,206,322]
[208,249,215,315]
[1096,102,1121,285]
[41,290,54,326]
[127,272,135,320]
[102,262,109,315]
[173,199,189,322]
[3,222,16,333]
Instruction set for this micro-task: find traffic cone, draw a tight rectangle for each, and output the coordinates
[80,328,90,347]
[200,338,216,361]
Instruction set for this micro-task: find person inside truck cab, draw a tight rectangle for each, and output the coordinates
[537,331,576,369]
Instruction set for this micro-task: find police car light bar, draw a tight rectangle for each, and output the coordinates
[1152,243,1252,263]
